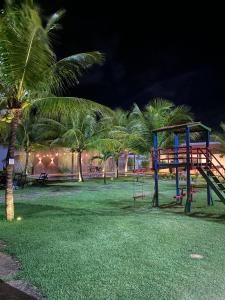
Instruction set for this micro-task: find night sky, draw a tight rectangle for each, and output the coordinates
[2,1,225,128]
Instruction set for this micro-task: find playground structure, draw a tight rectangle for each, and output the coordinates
[152,122,225,213]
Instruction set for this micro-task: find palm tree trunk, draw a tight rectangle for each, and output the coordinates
[77,151,84,182]
[5,109,21,221]
[71,150,75,174]
[124,151,129,176]
[103,160,106,184]
[133,154,136,171]
[24,151,29,175]
[114,157,119,179]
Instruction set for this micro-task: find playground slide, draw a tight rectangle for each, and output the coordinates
[198,166,225,204]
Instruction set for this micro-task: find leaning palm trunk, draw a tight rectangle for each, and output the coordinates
[5,109,21,221]
[24,150,29,175]
[114,158,119,178]
[77,151,84,182]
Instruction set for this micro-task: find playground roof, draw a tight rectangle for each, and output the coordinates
[152,122,211,133]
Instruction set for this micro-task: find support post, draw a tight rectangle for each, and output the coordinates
[174,132,180,199]
[206,130,213,206]
[185,127,191,213]
[153,132,159,207]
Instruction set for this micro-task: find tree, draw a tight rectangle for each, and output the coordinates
[16,115,46,174]
[0,1,105,220]
[129,98,193,155]
[95,109,133,178]
[36,110,102,182]
[91,151,112,184]
[212,122,225,153]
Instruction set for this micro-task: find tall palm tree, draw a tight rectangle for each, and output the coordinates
[0,1,105,220]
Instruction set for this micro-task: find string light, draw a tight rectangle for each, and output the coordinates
[35,152,59,164]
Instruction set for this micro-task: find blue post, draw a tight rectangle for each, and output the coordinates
[174,133,180,200]
[206,130,213,206]
[185,127,191,213]
[153,132,159,207]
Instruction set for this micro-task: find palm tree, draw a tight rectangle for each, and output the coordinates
[0,1,105,220]
[16,115,47,174]
[130,98,193,155]
[91,151,112,184]
[96,109,132,178]
[212,122,225,153]
[36,110,101,182]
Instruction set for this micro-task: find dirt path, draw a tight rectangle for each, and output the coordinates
[0,241,42,299]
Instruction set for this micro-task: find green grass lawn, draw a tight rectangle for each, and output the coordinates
[1,177,225,299]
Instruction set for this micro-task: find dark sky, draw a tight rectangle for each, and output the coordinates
[2,1,225,128]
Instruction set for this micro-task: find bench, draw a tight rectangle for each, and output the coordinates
[36,172,48,185]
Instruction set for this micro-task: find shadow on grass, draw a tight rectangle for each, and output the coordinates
[173,211,225,224]
[0,202,152,221]
[160,201,184,209]
[159,200,225,224]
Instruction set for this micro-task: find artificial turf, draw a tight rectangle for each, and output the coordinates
[1,177,225,299]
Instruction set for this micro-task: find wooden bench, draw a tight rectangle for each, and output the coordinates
[36,172,48,185]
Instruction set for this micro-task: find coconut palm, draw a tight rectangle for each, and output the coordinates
[0,1,105,220]
[96,109,134,178]
[36,110,102,182]
[91,150,112,184]
[130,98,193,155]
[16,115,47,174]
[212,122,225,153]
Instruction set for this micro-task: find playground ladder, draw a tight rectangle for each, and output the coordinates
[197,148,225,204]
[198,166,225,203]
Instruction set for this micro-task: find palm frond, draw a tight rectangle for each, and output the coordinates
[45,9,65,33]
[32,96,112,118]
[0,2,54,100]
[47,51,105,93]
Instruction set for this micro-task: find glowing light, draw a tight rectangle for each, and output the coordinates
[56,153,59,156]
[47,154,49,157]
[50,158,54,164]
[38,157,42,164]
[17,216,22,221]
